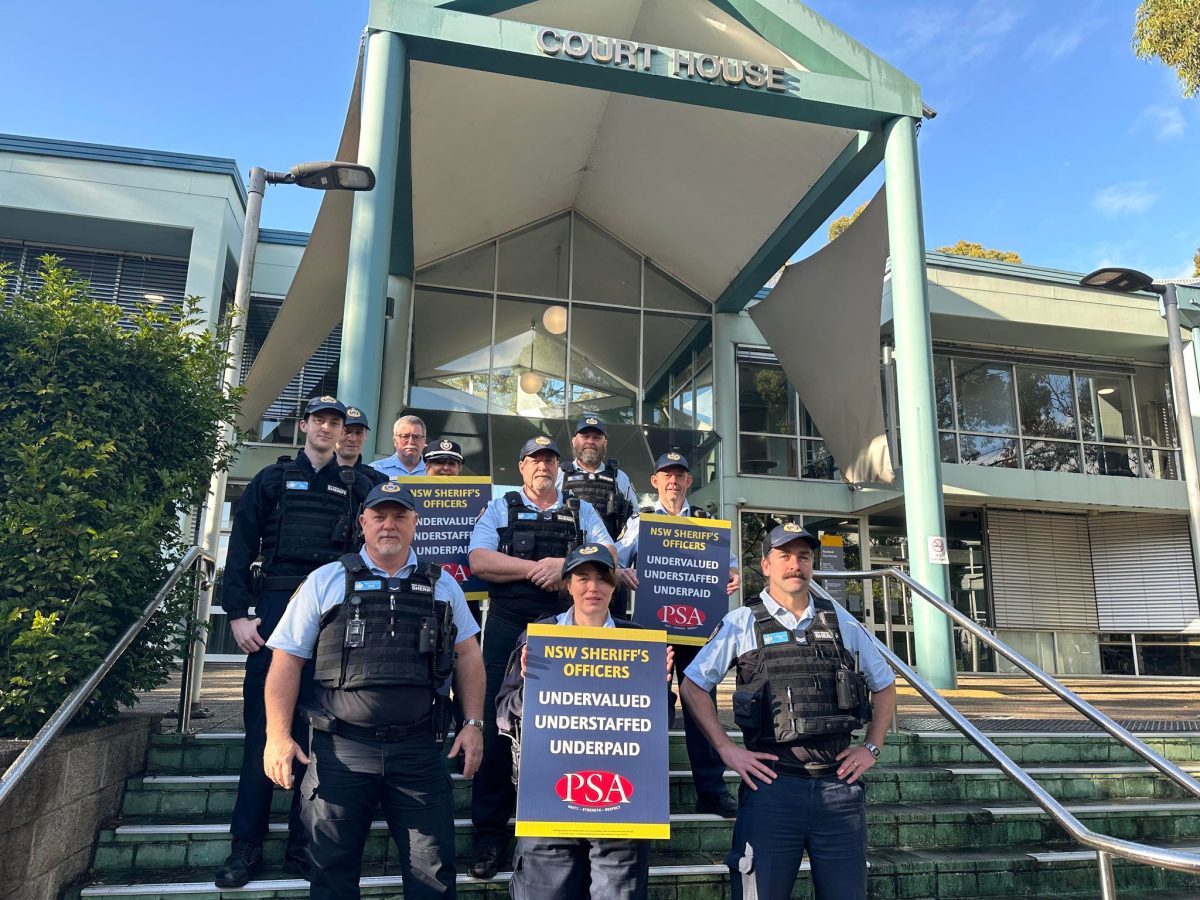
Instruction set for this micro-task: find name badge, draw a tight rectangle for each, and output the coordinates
[327,485,348,496]
[285,480,309,490]
[517,512,538,520]
[410,583,433,593]
[763,631,789,645]
[812,630,835,641]
[353,579,383,591]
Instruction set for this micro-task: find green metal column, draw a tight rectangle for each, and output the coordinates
[339,30,406,430]
[883,115,956,690]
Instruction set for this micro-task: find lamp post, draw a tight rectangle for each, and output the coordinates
[182,162,374,731]
[1080,267,1200,598]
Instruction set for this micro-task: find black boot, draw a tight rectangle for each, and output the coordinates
[283,835,311,881]
[214,838,263,889]
[469,839,503,879]
[696,791,739,818]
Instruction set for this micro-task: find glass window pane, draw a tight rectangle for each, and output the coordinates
[939,432,958,463]
[568,303,639,424]
[1140,448,1180,480]
[934,355,954,429]
[496,214,570,298]
[644,261,708,313]
[1016,365,1076,438]
[410,289,493,413]
[643,312,703,392]
[571,214,640,307]
[799,439,838,480]
[693,352,714,432]
[416,242,496,291]
[739,434,796,477]
[492,297,566,418]
[1083,443,1138,477]
[1077,373,1137,443]
[1023,439,1081,472]
[738,360,795,434]
[958,435,1018,467]
[1133,366,1176,448]
[954,359,1016,434]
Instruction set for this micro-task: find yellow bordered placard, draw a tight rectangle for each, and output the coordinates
[393,475,492,484]
[527,623,667,642]
[516,821,670,839]
[636,512,732,530]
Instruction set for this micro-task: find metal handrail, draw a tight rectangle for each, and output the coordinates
[0,545,215,809]
[812,567,1200,895]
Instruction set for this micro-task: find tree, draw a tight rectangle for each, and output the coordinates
[935,240,1023,264]
[827,202,868,242]
[1194,246,1200,277]
[1133,0,1200,98]
[0,257,239,736]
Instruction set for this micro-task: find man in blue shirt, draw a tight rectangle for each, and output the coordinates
[264,482,484,899]
[335,406,387,486]
[370,413,428,478]
[466,435,614,879]
[681,522,896,900]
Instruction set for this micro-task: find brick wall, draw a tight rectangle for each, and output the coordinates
[0,714,158,900]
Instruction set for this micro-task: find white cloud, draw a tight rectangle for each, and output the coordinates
[1023,19,1101,64]
[1141,104,1186,141]
[1092,182,1158,217]
[889,0,1023,76]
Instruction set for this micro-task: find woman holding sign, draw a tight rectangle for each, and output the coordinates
[496,543,672,900]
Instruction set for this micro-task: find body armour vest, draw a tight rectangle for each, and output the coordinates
[260,459,358,572]
[489,492,582,625]
[732,596,872,766]
[561,460,633,541]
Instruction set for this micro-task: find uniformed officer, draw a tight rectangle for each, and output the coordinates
[215,396,377,888]
[423,438,465,476]
[680,523,897,900]
[371,413,428,478]
[556,415,638,541]
[263,482,485,899]
[335,406,388,487]
[467,435,615,879]
[615,451,741,818]
[496,544,670,900]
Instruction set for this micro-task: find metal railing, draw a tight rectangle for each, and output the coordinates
[0,545,215,810]
[813,567,1200,898]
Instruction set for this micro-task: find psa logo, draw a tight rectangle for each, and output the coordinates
[555,771,634,808]
[657,604,706,629]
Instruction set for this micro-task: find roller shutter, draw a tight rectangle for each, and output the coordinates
[1089,513,1199,632]
[987,509,1098,630]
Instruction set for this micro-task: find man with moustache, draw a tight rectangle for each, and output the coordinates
[371,413,428,478]
[466,435,614,879]
[335,406,387,486]
[680,522,896,900]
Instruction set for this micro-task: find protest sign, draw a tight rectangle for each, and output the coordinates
[516,624,670,839]
[395,476,491,601]
[632,513,731,645]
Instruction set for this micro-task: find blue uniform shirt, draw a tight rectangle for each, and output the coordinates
[615,502,740,570]
[684,590,894,694]
[468,489,614,554]
[370,453,428,478]
[268,547,480,658]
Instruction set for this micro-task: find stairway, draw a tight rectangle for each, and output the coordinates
[66,728,1200,898]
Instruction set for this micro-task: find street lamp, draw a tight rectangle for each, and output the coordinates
[182,161,375,732]
[1080,266,1200,597]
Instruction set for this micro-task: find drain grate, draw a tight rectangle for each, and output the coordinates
[900,716,1200,733]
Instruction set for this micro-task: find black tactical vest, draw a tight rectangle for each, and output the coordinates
[489,492,582,625]
[561,460,632,541]
[260,459,358,572]
[314,554,456,693]
[732,597,872,765]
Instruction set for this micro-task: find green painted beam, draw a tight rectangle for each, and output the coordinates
[367,0,921,129]
[388,58,414,279]
[713,127,885,313]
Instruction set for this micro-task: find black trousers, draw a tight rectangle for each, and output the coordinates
[303,729,457,899]
[672,643,729,801]
[470,612,525,848]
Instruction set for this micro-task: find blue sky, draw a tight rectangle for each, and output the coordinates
[2,1,1196,279]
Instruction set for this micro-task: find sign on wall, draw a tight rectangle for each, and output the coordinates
[395,476,491,601]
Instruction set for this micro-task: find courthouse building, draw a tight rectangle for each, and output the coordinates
[2,0,1199,678]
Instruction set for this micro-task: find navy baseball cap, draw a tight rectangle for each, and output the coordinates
[518,435,560,460]
[305,395,347,418]
[562,542,616,578]
[424,438,464,462]
[762,522,820,555]
[363,481,417,511]
[343,406,370,429]
[573,415,606,435]
[654,451,690,472]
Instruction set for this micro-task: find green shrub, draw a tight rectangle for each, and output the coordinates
[0,256,240,737]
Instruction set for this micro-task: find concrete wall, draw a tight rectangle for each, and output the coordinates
[0,715,158,900]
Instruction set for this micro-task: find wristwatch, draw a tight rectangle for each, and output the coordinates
[462,719,485,730]
[864,742,881,759]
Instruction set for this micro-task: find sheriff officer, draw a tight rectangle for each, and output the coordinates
[215,395,376,888]
[615,451,741,818]
[557,415,637,541]
[466,435,614,879]
[263,481,485,899]
[423,438,466,476]
[680,523,897,900]
[335,406,388,486]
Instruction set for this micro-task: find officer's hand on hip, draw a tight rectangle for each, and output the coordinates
[450,722,484,779]
[726,568,741,596]
[618,567,639,589]
[264,735,309,789]
[665,645,675,681]
[230,617,265,654]
[719,744,778,789]
[835,745,878,784]
[527,557,565,589]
